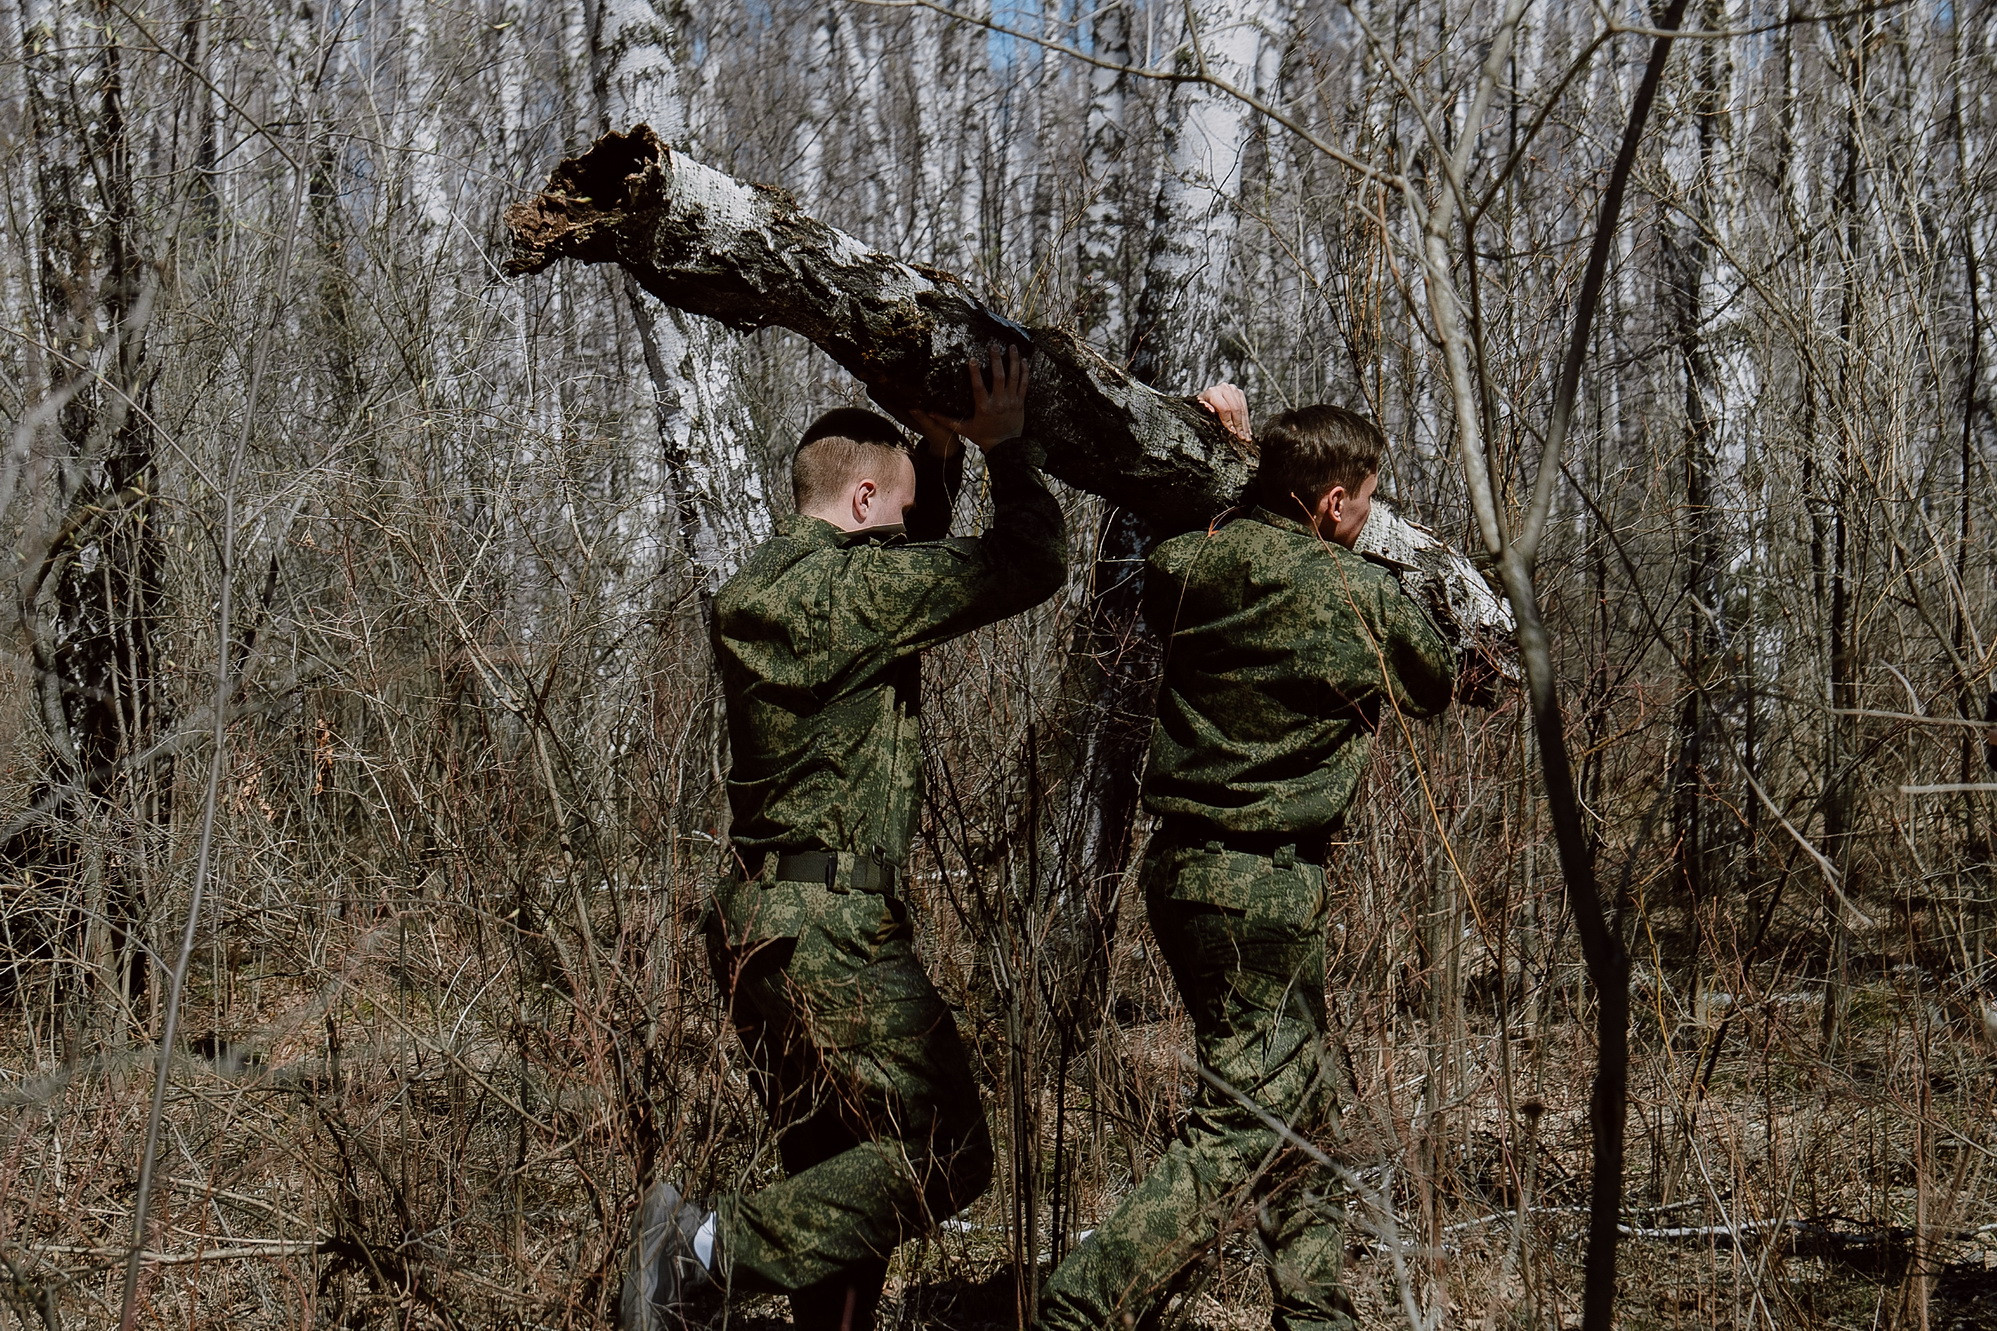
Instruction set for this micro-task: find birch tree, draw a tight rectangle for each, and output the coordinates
[4,0,164,1017]
[590,0,765,581]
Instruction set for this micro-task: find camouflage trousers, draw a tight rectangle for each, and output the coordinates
[1038,836,1356,1331]
[704,873,993,1328]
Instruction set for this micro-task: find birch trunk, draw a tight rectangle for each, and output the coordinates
[1660,5,1727,960]
[1075,1,1134,344]
[505,126,1518,664]
[508,127,1255,531]
[6,0,166,1010]
[1127,0,1288,387]
[590,0,765,582]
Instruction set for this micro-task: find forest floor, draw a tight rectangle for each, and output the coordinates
[3,890,1993,1329]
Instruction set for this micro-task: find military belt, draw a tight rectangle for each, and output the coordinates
[1159,817,1328,867]
[772,849,898,894]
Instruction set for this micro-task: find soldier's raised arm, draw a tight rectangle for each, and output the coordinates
[1361,567,1457,719]
[837,346,1065,657]
[894,412,967,542]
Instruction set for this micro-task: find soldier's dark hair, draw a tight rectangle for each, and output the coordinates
[792,408,912,511]
[1251,404,1383,515]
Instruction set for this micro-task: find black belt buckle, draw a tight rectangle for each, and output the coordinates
[773,850,896,895]
[1178,819,1315,866]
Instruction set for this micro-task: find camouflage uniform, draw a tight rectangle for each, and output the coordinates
[1038,506,1454,1331]
[707,439,1064,1326]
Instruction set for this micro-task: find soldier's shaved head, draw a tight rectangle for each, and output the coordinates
[792,408,914,513]
[1253,405,1383,514]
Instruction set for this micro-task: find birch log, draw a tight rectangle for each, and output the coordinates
[506,125,1250,532]
[504,125,1518,681]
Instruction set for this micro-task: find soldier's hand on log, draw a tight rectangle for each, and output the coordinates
[1196,383,1251,444]
[898,406,964,459]
[941,343,1029,454]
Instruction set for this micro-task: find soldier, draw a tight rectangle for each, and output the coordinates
[622,346,1065,1331]
[1037,388,1457,1331]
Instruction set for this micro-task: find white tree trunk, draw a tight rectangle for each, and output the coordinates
[1128,0,1288,387]
[508,128,1519,670]
[405,0,452,238]
[791,12,835,203]
[1077,1,1134,348]
[910,5,982,270]
[591,0,765,583]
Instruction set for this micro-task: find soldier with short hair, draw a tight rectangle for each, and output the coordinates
[623,347,1065,1331]
[1037,388,1457,1331]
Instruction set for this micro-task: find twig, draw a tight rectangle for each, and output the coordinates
[47,1242,323,1269]
[1835,709,1994,729]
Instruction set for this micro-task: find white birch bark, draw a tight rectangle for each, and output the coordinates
[404,0,452,239]
[507,127,1516,669]
[791,11,835,204]
[592,0,765,583]
[837,11,891,231]
[910,5,980,269]
[1128,0,1290,387]
[1077,1,1133,348]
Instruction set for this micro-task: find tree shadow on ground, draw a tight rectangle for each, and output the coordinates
[893,1268,1020,1330]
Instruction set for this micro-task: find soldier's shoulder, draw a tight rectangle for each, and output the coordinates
[1236,528,1399,612]
[1225,515,1366,574]
[1149,524,1262,602]
[716,530,823,616]
[1331,542,1400,588]
[1293,544,1401,615]
[1149,528,1212,575]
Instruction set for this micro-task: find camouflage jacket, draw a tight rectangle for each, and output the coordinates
[1142,506,1456,838]
[714,439,1066,871]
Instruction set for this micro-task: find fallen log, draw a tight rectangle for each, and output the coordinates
[504,126,1517,686]
[1354,500,1520,696]
[505,125,1246,534]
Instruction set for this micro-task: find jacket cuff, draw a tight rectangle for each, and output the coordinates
[984,434,1046,470]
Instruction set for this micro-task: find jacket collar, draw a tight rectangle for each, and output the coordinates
[778,512,908,548]
[1246,505,1321,538]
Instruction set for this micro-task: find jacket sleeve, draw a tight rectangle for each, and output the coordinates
[1373,577,1457,718]
[904,444,966,541]
[828,437,1067,668]
[1307,554,1456,720]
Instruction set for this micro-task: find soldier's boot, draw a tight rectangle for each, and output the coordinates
[618,1179,716,1330]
